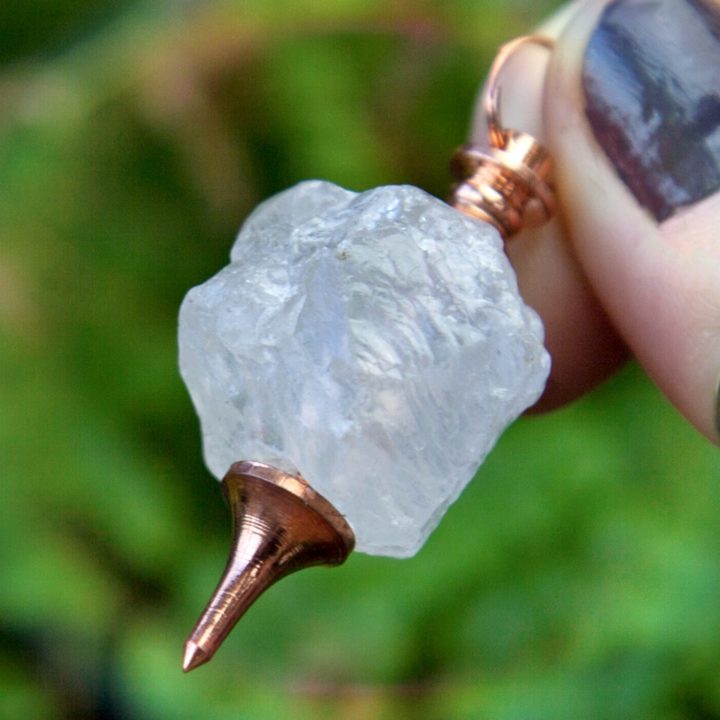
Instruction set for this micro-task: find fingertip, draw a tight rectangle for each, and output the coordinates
[543,0,720,443]
[505,222,628,414]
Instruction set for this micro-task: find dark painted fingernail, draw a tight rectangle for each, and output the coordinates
[583,0,720,222]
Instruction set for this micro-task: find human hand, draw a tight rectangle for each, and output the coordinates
[476,0,720,444]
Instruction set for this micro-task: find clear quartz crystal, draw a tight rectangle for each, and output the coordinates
[179,181,550,557]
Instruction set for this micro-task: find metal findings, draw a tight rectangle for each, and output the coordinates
[182,461,354,672]
[449,35,556,239]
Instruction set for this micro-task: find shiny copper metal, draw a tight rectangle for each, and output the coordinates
[449,35,555,239]
[182,461,354,672]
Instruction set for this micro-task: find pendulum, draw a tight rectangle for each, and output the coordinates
[180,35,554,672]
[180,35,555,672]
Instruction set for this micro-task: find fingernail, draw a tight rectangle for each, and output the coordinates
[583,0,720,222]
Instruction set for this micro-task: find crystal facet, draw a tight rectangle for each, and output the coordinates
[179,181,550,557]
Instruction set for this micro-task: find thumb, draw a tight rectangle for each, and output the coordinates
[545,0,720,443]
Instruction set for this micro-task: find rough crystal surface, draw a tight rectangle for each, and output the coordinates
[179,181,550,557]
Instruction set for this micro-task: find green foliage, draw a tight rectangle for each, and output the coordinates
[1,1,718,718]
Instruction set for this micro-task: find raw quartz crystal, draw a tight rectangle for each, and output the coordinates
[179,181,550,557]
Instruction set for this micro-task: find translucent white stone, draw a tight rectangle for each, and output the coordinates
[179,181,550,557]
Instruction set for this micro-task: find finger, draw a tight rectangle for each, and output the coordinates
[469,5,629,412]
[544,0,720,442]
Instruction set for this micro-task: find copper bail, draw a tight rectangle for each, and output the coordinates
[449,35,555,239]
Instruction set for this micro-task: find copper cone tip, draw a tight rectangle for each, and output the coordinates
[182,641,208,673]
[182,461,355,672]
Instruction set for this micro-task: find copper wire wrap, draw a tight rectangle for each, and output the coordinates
[449,35,555,239]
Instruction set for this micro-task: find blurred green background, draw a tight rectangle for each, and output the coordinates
[1,1,719,718]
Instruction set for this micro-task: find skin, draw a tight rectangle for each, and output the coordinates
[471,0,720,444]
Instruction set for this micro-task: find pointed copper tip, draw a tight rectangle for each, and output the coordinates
[182,641,209,673]
[182,461,355,672]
